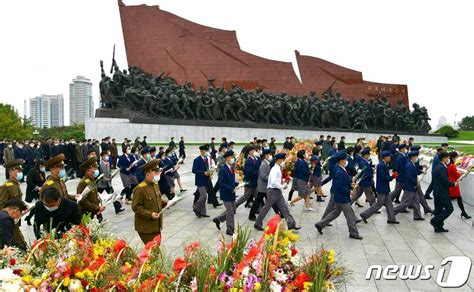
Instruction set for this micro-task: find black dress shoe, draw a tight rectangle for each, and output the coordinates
[360,216,368,224]
[254,224,264,231]
[461,213,472,219]
[356,219,364,224]
[327,223,333,227]
[424,196,433,200]
[317,197,325,202]
[226,231,234,236]
[375,211,381,214]
[387,220,400,224]
[439,228,449,232]
[194,211,202,218]
[310,196,314,199]
[201,214,210,218]
[288,226,301,231]
[315,224,323,235]
[400,210,410,213]
[213,218,221,230]
[350,234,363,240]
[213,203,223,208]
[394,199,401,204]
[248,217,256,221]
[115,208,125,214]
[414,217,425,221]
[424,210,433,215]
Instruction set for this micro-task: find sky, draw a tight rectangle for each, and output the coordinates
[0,0,473,129]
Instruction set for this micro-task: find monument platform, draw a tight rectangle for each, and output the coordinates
[85,116,447,144]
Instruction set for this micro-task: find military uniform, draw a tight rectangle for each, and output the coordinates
[41,154,76,201]
[0,159,26,248]
[132,159,167,244]
[76,157,102,218]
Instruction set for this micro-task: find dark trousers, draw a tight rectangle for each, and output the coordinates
[249,192,281,219]
[425,180,434,197]
[205,180,220,206]
[321,171,333,186]
[111,156,118,169]
[179,149,186,161]
[431,196,453,229]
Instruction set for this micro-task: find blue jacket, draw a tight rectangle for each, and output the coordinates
[118,154,136,175]
[135,159,147,182]
[327,148,338,175]
[331,166,351,204]
[353,154,362,168]
[415,160,423,175]
[431,154,440,175]
[244,157,259,187]
[311,155,322,177]
[162,157,174,177]
[403,161,418,192]
[192,156,209,187]
[358,158,373,188]
[376,161,393,194]
[346,155,357,176]
[394,153,408,183]
[218,164,237,201]
[294,159,311,182]
[433,163,455,198]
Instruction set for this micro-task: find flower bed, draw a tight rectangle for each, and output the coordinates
[0,215,349,291]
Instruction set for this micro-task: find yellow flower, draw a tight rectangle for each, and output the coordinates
[327,249,335,264]
[33,279,41,286]
[288,232,299,242]
[332,268,342,276]
[303,282,313,289]
[22,275,32,283]
[254,282,261,291]
[323,280,335,289]
[63,276,71,287]
[75,271,84,278]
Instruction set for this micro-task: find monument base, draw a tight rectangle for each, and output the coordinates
[85,117,447,144]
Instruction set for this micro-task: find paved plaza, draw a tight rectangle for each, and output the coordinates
[4,147,473,291]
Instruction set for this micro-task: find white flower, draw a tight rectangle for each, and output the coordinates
[69,279,82,291]
[0,268,18,281]
[270,281,282,291]
[274,269,288,282]
[242,266,250,277]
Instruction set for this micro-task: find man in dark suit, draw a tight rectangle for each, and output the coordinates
[192,145,211,218]
[337,136,346,151]
[430,151,456,233]
[212,150,238,235]
[0,199,27,250]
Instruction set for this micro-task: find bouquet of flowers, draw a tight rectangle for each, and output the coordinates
[234,153,246,181]
[277,141,314,177]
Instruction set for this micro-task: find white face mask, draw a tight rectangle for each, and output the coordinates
[45,205,59,212]
[126,149,131,155]
[230,158,235,164]
[267,156,273,161]
[40,166,46,172]
[344,161,349,167]
[29,143,34,148]
[280,162,286,169]
[104,156,110,161]
[153,175,160,183]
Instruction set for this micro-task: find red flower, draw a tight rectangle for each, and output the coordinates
[293,272,310,289]
[144,240,157,251]
[114,239,127,254]
[265,214,281,235]
[13,269,22,275]
[9,258,16,266]
[291,247,298,257]
[173,257,187,274]
[152,235,161,245]
[184,242,200,255]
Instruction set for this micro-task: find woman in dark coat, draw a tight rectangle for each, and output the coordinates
[24,159,46,225]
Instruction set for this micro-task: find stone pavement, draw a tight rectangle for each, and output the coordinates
[2,147,473,291]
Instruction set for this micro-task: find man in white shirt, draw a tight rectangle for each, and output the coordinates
[254,153,301,231]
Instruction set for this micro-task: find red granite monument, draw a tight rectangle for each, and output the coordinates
[118,0,409,106]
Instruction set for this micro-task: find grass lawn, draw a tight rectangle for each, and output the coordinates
[451,131,474,141]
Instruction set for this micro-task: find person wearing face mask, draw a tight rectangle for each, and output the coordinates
[430,151,458,232]
[0,159,28,248]
[40,154,77,201]
[24,160,46,225]
[393,151,425,221]
[212,150,239,235]
[3,142,15,179]
[33,187,81,239]
[248,149,281,221]
[288,150,314,211]
[315,151,363,240]
[77,157,105,221]
[0,199,28,250]
[24,141,38,176]
[389,144,408,204]
[242,146,260,209]
[135,148,151,183]
[132,159,167,244]
[162,147,177,199]
[98,151,125,215]
[359,151,399,224]
[254,153,300,232]
[13,143,26,181]
[350,148,376,207]
[118,146,138,204]
[192,145,212,218]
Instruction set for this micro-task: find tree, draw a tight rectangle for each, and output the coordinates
[458,116,474,131]
[0,103,34,140]
[435,125,459,138]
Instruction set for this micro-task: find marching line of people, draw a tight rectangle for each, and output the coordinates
[1,134,472,252]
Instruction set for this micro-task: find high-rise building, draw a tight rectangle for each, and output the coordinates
[29,94,64,128]
[69,75,94,124]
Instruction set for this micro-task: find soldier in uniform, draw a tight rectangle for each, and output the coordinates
[41,154,77,201]
[0,159,27,249]
[77,157,105,220]
[132,159,167,244]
